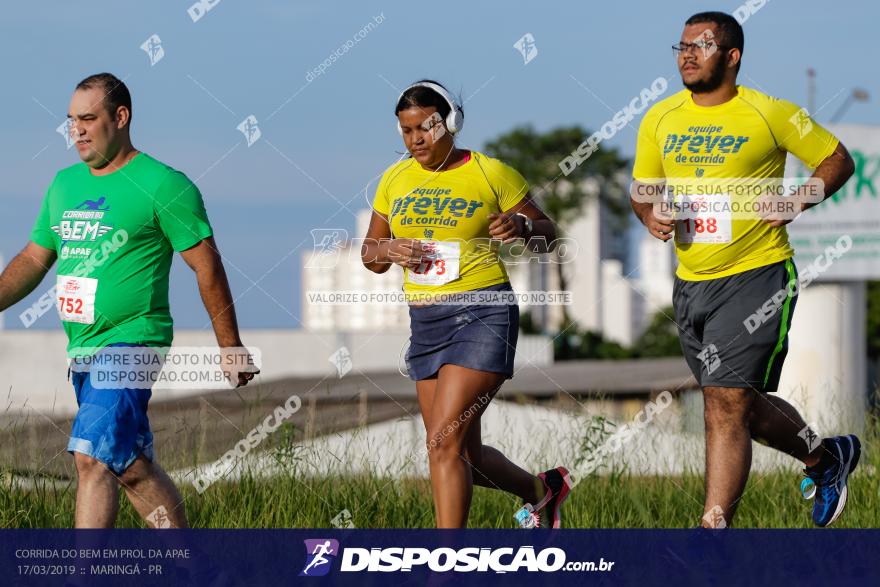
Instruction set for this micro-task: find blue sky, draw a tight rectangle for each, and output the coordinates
[2,0,878,331]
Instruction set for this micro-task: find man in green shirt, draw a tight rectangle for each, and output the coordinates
[0,73,257,528]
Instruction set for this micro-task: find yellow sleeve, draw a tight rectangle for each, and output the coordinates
[372,167,393,216]
[632,106,665,182]
[480,155,530,211]
[767,99,839,169]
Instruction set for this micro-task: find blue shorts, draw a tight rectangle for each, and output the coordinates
[67,345,155,475]
[406,283,519,381]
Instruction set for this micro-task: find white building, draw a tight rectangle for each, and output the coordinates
[601,259,644,347]
[506,186,612,336]
[565,195,604,332]
[516,181,647,345]
[503,248,563,333]
[301,210,409,332]
[634,232,677,333]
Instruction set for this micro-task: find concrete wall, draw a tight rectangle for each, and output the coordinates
[778,282,867,435]
[0,329,553,416]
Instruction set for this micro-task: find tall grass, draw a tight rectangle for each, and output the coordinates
[2,411,877,528]
[2,467,878,528]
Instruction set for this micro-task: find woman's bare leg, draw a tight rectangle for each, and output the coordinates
[418,364,545,527]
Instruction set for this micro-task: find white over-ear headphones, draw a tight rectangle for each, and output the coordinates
[396,81,464,136]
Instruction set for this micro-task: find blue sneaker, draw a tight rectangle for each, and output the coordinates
[806,434,861,527]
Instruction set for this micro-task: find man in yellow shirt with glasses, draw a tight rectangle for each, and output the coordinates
[631,11,858,528]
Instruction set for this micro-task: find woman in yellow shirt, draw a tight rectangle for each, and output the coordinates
[362,80,572,528]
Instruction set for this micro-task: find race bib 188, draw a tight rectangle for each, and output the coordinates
[675,194,733,244]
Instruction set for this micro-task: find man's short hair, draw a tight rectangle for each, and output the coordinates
[685,11,744,72]
[75,73,132,124]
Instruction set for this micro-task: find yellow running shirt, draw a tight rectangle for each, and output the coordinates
[633,85,839,281]
[373,151,528,295]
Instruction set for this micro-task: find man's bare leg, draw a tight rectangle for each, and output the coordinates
[749,393,822,467]
[118,455,189,528]
[701,386,755,527]
[73,452,120,529]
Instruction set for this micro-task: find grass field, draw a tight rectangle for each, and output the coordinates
[3,414,878,529]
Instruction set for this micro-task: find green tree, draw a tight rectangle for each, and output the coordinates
[552,325,633,360]
[633,305,683,358]
[869,281,880,411]
[868,281,880,360]
[519,309,541,335]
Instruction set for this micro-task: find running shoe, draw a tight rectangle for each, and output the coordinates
[532,466,574,528]
[805,434,861,527]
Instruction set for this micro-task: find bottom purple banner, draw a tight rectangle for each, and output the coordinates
[1,529,876,586]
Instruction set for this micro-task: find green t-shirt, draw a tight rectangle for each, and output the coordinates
[29,153,213,356]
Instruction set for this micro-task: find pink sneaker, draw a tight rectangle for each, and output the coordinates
[532,466,574,528]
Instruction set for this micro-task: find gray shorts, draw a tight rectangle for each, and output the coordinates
[673,259,798,393]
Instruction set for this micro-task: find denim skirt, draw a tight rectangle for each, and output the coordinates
[405,283,519,381]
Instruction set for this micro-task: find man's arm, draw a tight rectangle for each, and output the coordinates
[802,143,856,210]
[764,142,855,228]
[630,181,674,242]
[0,242,56,312]
[804,142,855,210]
[179,237,257,387]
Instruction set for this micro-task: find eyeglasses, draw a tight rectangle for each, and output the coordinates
[672,40,729,58]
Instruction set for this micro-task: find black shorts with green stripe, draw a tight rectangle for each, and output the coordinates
[673,258,798,393]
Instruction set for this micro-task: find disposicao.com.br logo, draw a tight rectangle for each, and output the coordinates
[300,539,340,577]
[300,539,614,575]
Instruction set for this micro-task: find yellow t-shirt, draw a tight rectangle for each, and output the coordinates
[372,151,529,295]
[633,85,839,281]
